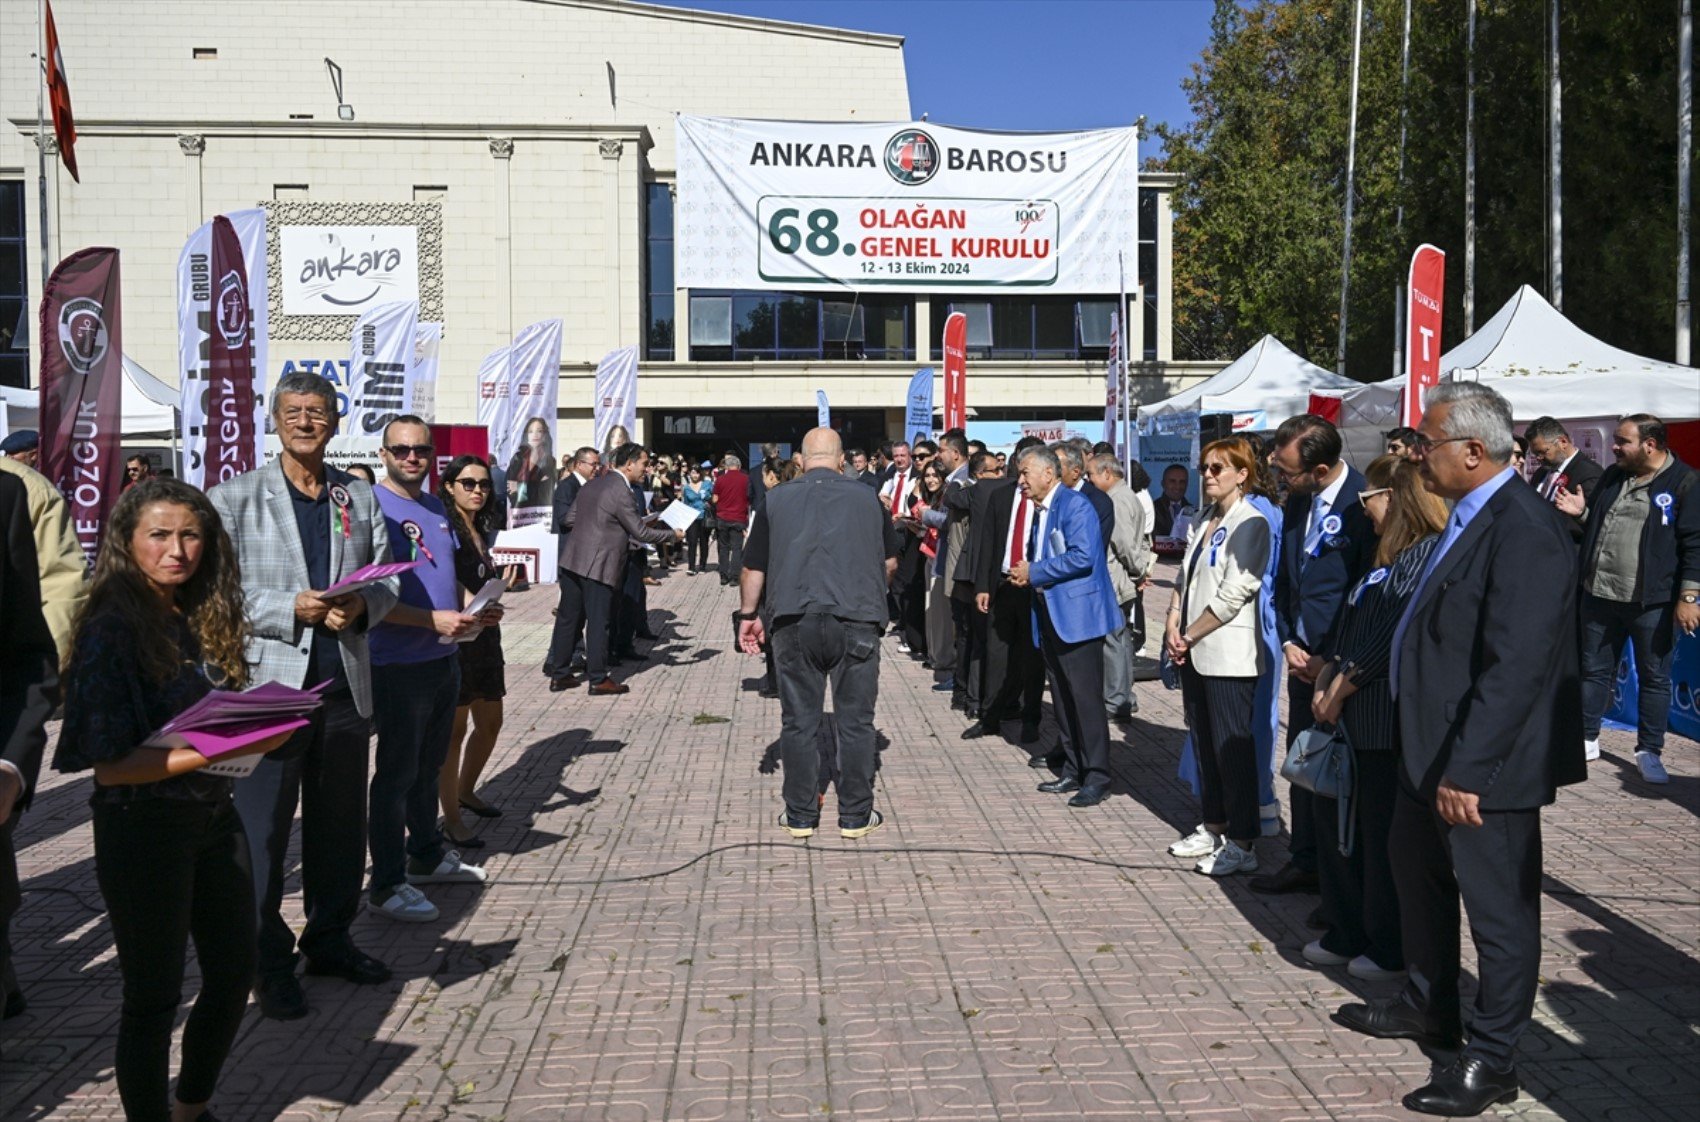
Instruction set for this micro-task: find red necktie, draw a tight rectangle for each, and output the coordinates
[1010,497,1027,567]
[891,471,906,516]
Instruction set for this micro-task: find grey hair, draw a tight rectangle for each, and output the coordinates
[721,453,741,470]
[1049,441,1083,473]
[271,371,339,419]
[1025,446,1062,476]
[1429,381,1514,462]
[1088,453,1125,479]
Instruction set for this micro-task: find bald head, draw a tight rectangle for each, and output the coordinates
[799,427,843,467]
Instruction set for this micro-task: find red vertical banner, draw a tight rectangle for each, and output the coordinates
[1404,244,1446,428]
[205,215,259,486]
[38,247,122,566]
[942,311,967,432]
[427,423,491,492]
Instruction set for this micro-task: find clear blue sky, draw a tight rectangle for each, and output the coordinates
[661,0,1214,146]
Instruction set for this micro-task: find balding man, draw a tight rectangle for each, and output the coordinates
[739,429,900,839]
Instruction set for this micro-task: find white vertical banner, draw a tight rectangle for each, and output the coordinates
[345,301,419,440]
[176,207,268,488]
[816,389,830,428]
[593,345,639,451]
[411,322,442,421]
[476,342,513,454]
[499,318,563,528]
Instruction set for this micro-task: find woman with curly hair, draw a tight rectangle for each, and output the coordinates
[54,479,290,1122]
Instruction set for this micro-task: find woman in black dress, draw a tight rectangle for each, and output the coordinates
[55,479,288,1122]
[437,455,509,848]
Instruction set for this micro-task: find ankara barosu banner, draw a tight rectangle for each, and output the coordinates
[676,116,1138,293]
[178,208,268,489]
[38,247,122,567]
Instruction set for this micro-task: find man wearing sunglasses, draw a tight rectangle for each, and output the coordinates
[208,371,402,1018]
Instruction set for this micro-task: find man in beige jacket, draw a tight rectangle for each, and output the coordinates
[1089,453,1153,724]
[0,455,88,658]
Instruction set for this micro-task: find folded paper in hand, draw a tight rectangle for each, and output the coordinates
[652,501,699,534]
[144,681,327,777]
[321,560,419,598]
[439,576,509,644]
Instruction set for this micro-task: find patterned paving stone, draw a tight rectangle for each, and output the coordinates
[3,559,1696,1120]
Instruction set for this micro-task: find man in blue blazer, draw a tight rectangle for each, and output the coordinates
[1009,447,1124,807]
[1259,415,1376,897]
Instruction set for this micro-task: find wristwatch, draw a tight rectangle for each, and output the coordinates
[1682,592,1700,605]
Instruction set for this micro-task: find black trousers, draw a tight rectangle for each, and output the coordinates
[543,572,585,678]
[1391,782,1543,1067]
[232,688,370,979]
[614,552,645,654]
[1181,665,1260,840]
[1314,750,1403,968]
[1036,598,1110,788]
[951,594,981,711]
[0,816,17,1005]
[558,572,616,683]
[1285,676,1319,873]
[981,585,1044,726]
[772,613,882,823]
[716,520,745,581]
[93,797,255,1121]
[685,519,710,571]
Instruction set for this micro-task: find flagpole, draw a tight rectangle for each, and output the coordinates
[36,0,50,302]
[1336,0,1365,374]
[1119,252,1131,475]
[1465,0,1477,334]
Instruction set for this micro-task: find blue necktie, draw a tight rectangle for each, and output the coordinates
[1027,506,1041,562]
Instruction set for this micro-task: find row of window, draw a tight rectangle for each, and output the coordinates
[0,181,27,389]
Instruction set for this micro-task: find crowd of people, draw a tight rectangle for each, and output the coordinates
[0,373,1696,1120]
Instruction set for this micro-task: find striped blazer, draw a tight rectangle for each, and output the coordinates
[208,459,399,717]
[1326,533,1440,752]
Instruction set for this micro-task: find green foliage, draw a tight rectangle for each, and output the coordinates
[1155,0,1694,376]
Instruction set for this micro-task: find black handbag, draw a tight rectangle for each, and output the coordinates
[1281,723,1356,855]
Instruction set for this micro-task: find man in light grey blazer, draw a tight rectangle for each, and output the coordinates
[1090,454,1154,723]
[208,371,400,1020]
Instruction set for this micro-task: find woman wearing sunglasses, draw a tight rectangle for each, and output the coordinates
[1304,454,1448,981]
[437,456,509,849]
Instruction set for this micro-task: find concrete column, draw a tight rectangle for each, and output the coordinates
[914,297,932,365]
[670,182,688,361]
[600,139,628,349]
[178,134,205,232]
[1157,190,1174,363]
[489,138,513,345]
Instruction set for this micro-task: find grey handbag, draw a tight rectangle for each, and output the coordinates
[1281,723,1356,855]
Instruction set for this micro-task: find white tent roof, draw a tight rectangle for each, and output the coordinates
[0,354,179,439]
[1139,335,1358,429]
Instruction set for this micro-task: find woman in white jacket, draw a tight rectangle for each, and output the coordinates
[1164,438,1275,876]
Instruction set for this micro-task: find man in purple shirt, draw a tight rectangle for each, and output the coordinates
[367,417,500,922]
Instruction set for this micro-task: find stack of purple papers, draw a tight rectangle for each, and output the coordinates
[144,681,328,761]
[322,560,419,598]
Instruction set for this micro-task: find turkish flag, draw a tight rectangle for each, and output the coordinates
[45,0,79,182]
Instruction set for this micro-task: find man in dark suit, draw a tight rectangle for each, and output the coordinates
[1333,382,1584,1117]
[1258,415,1376,897]
[560,443,682,695]
[544,446,601,688]
[964,438,1047,746]
[0,472,59,1032]
[1524,416,1602,542]
[1053,442,1114,545]
[1008,446,1125,808]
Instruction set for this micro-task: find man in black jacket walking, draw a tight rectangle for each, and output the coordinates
[1524,416,1603,542]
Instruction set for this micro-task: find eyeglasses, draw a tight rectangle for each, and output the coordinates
[385,443,434,460]
[1198,462,1232,476]
[279,408,332,426]
[1357,487,1392,502]
[454,478,493,492]
[1410,434,1470,454]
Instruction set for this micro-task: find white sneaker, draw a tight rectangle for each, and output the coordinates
[1584,738,1601,762]
[368,883,439,923]
[897,641,912,655]
[406,849,488,885]
[1637,751,1670,784]
[1302,939,1353,967]
[1348,955,1408,982]
[1168,824,1220,858]
[1195,839,1258,877]
[1259,802,1282,837]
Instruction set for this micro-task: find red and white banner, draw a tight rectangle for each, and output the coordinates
[593,345,638,451]
[942,311,967,432]
[44,0,79,182]
[484,319,563,528]
[1404,244,1446,428]
[178,208,267,489]
[38,247,121,566]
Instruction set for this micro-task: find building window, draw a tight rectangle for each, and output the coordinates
[1138,185,1159,360]
[690,291,912,361]
[644,183,675,359]
[0,180,26,388]
[929,295,1117,361]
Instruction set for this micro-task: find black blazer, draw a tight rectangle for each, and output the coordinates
[551,471,587,570]
[1530,452,1603,541]
[1576,456,1700,607]
[1395,476,1586,808]
[971,478,1020,599]
[0,473,61,809]
[1275,467,1377,655]
[1076,482,1114,549]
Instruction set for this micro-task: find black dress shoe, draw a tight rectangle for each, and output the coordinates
[960,723,998,741]
[1037,776,1081,794]
[304,947,393,985]
[1068,783,1110,808]
[1108,705,1134,725]
[1402,1056,1519,1116]
[254,973,309,1020]
[549,675,580,692]
[459,798,502,819]
[1248,863,1320,895]
[2,988,25,1020]
[1028,750,1066,769]
[1331,999,1462,1051]
[1020,722,1041,744]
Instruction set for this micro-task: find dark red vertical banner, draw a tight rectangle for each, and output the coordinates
[1404,244,1446,428]
[427,424,491,492]
[205,215,258,486]
[38,247,121,566]
[942,311,967,432]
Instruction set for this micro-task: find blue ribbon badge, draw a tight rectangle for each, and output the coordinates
[1310,513,1344,556]
[1209,527,1227,566]
[1348,565,1389,608]
[1655,492,1674,526]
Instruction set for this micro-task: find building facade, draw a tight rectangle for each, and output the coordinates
[0,0,1212,455]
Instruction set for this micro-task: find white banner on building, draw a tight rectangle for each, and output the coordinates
[280,225,420,316]
[593,345,639,451]
[676,115,1138,293]
[412,322,442,422]
[490,319,563,529]
[345,301,419,440]
[177,208,268,489]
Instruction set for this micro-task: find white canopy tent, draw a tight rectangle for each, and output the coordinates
[0,354,179,440]
[1138,334,1358,433]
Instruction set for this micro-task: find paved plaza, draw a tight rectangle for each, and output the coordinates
[5,562,1698,1121]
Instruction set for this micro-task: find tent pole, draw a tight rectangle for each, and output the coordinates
[1549,0,1563,311]
[1465,0,1477,334]
[1679,0,1692,365]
